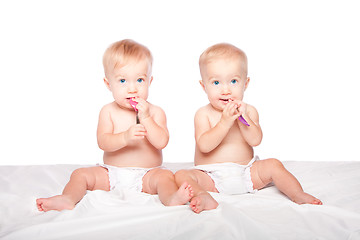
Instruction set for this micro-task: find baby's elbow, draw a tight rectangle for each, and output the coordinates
[154,135,169,150]
[249,135,262,147]
[157,138,169,150]
[97,139,116,152]
[98,142,110,152]
[250,140,261,147]
[97,140,105,151]
[197,143,212,154]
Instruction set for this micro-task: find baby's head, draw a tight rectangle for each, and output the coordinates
[103,39,153,108]
[199,43,248,80]
[199,43,250,111]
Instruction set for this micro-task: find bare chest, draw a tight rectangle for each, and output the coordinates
[110,110,138,133]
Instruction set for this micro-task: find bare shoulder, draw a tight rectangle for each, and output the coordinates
[246,104,258,113]
[97,102,118,134]
[194,104,214,131]
[195,104,212,119]
[246,104,260,122]
[99,102,117,115]
[148,103,167,127]
[149,103,166,117]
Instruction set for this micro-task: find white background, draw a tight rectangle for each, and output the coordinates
[0,0,359,165]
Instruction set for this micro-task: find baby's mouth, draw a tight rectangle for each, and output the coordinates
[126,97,137,100]
[220,98,231,103]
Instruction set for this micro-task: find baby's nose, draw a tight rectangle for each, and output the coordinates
[128,82,138,93]
[221,85,231,94]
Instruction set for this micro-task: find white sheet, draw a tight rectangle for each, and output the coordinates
[1,161,360,240]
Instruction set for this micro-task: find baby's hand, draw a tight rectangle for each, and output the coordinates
[124,124,147,145]
[233,100,247,116]
[133,98,150,121]
[220,101,241,128]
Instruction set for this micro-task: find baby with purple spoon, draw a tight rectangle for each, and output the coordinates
[175,43,322,213]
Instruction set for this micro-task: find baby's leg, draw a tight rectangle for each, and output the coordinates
[142,168,193,206]
[175,169,219,213]
[36,166,110,212]
[250,159,322,205]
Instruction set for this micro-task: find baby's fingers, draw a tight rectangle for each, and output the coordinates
[127,124,146,140]
[133,124,146,134]
[224,102,235,112]
[227,102,241,116]
[134,129,147,137]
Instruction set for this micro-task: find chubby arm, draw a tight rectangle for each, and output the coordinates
[136,99,169,150]
[237,104,263,146]
[97,105,146,152]
[195,104,237,153]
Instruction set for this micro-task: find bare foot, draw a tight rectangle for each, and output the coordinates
[36,195,75,212]
[168,182,194,206]
[190,191,219,214]
[292,192,323,205]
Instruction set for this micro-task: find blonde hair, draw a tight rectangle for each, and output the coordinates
[103,39,153,78]
[199,43,248,77]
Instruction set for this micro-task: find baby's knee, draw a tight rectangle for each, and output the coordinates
[175,169,196,182]
[71,168,88,178]
[267,158,284,169]
[70,167,97,182]
[174,169,187,179]
[158,169,175,179]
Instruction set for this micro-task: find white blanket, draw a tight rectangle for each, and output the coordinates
[1,162,360,240]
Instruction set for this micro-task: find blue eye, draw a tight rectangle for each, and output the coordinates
[213,80,220,85]
[120,79,126,83]
[231,79,237,84]
[137,78,144,83]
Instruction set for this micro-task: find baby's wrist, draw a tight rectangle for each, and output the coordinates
[122,131,129,146]
[139,115,151,124]
[219,117,233,129]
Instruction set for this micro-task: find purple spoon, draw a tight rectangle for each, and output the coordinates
[233,101,250,126]
[239,115,250,126]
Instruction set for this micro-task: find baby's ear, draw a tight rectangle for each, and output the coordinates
[149,76,153,85]
[199,80,206,91]
[244,77,250,91]
[103,78,111,91]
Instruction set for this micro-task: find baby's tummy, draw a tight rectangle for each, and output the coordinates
[195,144,254,165]
[103,147,162,168]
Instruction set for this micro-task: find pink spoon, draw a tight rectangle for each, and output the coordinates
[129,98,140,124]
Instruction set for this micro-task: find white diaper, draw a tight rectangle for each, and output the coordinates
[194,156,259,195]
[98,164,155,192]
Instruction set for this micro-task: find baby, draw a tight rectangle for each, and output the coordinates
[36,39,193,211]
[175,43,322,213]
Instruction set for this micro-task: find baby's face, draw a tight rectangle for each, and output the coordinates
[105,59,152,109]
[200,57,249,111]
